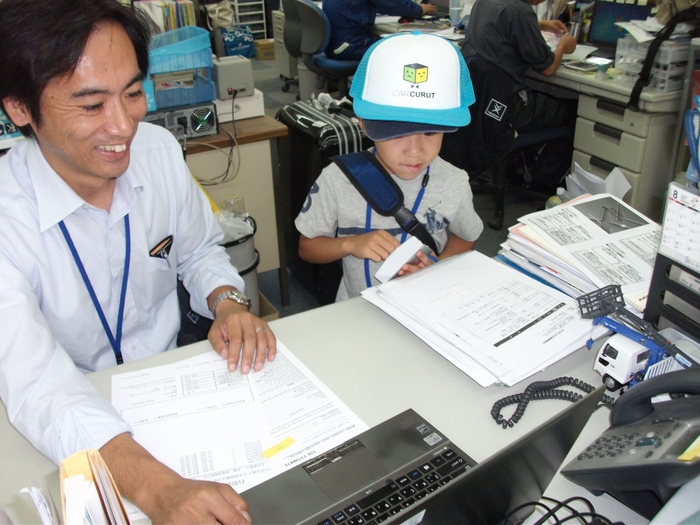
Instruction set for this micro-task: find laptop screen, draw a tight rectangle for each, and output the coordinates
[587,0,653,53]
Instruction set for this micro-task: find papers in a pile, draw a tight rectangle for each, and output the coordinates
[512,193,660,313]
[60,449,130,525]
[362,250,606,387]
[566,162,632,200]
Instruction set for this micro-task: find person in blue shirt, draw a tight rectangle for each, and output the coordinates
[323,0,438,61]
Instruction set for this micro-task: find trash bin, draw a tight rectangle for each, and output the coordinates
[222,216,261,316]
[176,215,261,345]
[297,62,318,102]
[276,101,373,304]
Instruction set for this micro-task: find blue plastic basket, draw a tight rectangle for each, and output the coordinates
[148,26,215,109]
[153,71,215,108]
[149,26,213,75]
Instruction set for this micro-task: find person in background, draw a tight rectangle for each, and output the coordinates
[461,0,578,191]
[323,0,438,61]
[0,0,275,522]
[296,32,484,301]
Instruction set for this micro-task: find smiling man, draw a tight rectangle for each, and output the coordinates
[0,0,275,523]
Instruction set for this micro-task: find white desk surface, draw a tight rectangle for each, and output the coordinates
[0,298,648,524]
[527,67,682,113]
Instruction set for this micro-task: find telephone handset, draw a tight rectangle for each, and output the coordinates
[610,366,700,427]
[561,367,700,520]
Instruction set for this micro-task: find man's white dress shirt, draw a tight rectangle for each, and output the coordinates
[0,123,244,464]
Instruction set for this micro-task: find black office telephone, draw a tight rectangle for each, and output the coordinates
[561,367,700,520]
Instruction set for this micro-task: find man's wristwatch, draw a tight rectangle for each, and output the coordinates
[211,288,252,316]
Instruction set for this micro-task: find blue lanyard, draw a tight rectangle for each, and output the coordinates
[59,215,130,365]
[364,159,431,288]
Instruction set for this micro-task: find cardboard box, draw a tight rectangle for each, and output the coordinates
[259,292,279,322]
[255,39,275,61]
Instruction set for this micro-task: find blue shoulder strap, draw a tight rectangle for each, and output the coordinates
[332,151,439,255]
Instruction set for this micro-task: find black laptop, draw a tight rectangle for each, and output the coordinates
[243,386,606,525]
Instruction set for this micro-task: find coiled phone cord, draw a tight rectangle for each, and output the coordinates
[491,377,616,429]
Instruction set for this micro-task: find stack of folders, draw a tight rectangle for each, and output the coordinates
[134,1,197,33]
[498,193,661,316]
[9,450,130,524]
[362,250,608,387]
[60,450,131,525]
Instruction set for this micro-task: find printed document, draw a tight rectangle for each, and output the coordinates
[518,194,660,307]
[111,343,368,495]
[362,251,605,386]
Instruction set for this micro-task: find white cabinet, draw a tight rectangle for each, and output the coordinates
[572,93,677,222]
[233,0,267,39]
[272,9,297,80]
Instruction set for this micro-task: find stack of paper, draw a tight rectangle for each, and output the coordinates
[60,449,130,525]
[362,250,608,387]
[566,162,632,200]
[499,193,661,314]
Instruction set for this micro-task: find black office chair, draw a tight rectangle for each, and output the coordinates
[440,56,571,230]
[295,0,359,98]
[280,0,301,93]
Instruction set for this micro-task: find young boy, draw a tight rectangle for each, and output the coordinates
[295,32,484,301]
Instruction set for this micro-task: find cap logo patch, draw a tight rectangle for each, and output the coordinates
[403,63,428,85]
[394,62,435,99]
[485,98,507,121]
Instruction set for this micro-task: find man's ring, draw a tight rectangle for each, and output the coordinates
[255,327,265,333]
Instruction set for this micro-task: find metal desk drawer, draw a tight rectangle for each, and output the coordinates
[574,117,646,172]
[577,94,652,138]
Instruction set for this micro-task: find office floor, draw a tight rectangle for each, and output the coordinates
[249,57,546,317]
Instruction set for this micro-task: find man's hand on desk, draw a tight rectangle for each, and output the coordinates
[208,288,277,374]
[101,433,252,524]
[421,3,437,15]
[539,19,567,34]
[558,35,577,55]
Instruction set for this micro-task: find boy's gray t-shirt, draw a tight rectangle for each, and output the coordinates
[295,155,484,301]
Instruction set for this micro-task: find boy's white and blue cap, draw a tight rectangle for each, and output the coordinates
[350,31,475,141]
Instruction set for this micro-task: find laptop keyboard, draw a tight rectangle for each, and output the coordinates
[316,448,473,525]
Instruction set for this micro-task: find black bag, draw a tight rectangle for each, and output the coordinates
[276,101,373,304]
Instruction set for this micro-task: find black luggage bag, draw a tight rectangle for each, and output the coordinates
[276,100,373,305]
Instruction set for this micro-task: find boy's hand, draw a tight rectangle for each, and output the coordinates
[346,230,400,262]
[397,249,435,277]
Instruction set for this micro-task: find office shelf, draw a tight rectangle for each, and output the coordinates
[614,36,690,94]
[233,0,267,39]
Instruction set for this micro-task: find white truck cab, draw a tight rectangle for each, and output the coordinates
[594,334,650,391]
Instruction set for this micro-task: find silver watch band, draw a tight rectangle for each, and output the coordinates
[211,289,251,316]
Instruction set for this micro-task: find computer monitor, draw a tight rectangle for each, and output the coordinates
[587,0,653,57]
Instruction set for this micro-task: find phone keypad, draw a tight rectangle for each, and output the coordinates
[573,421,687,464]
